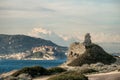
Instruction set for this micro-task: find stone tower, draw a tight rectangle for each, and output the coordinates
[83,33,92,47]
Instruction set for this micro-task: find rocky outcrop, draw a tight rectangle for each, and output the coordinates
[67,33,116,66]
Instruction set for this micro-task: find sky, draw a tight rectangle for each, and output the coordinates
[0,0,120,50]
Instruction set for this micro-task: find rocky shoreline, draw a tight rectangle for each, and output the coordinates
[1,58,120,80]
[61,56,120,73]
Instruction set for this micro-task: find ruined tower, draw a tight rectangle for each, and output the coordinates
[83,33,92,47]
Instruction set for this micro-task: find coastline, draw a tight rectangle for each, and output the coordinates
[33,71,120,80]
[87,71,120,80]
[1,68,120,80]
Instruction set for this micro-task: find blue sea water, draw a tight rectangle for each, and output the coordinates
[0,59,66,74]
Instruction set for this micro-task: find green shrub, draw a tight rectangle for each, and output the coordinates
[48,67,66,74]
[12,66,67,78]
[79,68,98,74]
[48,71,88,80]
[12,66,48,77]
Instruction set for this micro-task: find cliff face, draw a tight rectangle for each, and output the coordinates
[66,33,116,66]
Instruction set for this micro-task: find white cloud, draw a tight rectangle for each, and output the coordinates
[28,27,51,37]
[0,0,120,52]
[28,27,120,47]
[28,27,79,46]
[70,32,120,43]
[0,0,120,45]
[59,35,69,41]
[91,33,120,43]
[32,27,51,35]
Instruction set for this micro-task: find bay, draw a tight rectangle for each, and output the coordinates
[0,59,66,74]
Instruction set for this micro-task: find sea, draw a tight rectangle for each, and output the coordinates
[0,59,66,74]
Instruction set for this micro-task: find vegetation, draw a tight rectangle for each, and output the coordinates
[48,67,66,74]
[12,66,48,77]
[48,71,88,80]
[12,66,67,78]
[79,68,98,74]
[68,44,116,66]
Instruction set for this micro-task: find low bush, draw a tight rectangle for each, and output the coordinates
[48,71,88,80]
[12,66,67,78]
[79,68,98,74]
[48,67,66,74]
[12,66,48,77]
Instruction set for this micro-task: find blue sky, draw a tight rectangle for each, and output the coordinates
[0,0,120,46]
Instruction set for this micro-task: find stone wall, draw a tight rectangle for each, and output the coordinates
[67,42,86,61]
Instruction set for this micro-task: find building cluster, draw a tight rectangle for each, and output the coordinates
[0,52,30,60]
[32,46,55,55]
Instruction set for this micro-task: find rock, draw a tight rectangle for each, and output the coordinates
[91,63,104,67]
[18,73,32,80]
[66,33,116,66]
[1,76,18,80]
[2,74,32,80]
[0,70,18,78]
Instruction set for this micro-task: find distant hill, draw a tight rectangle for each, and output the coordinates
[0,34,67,59]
